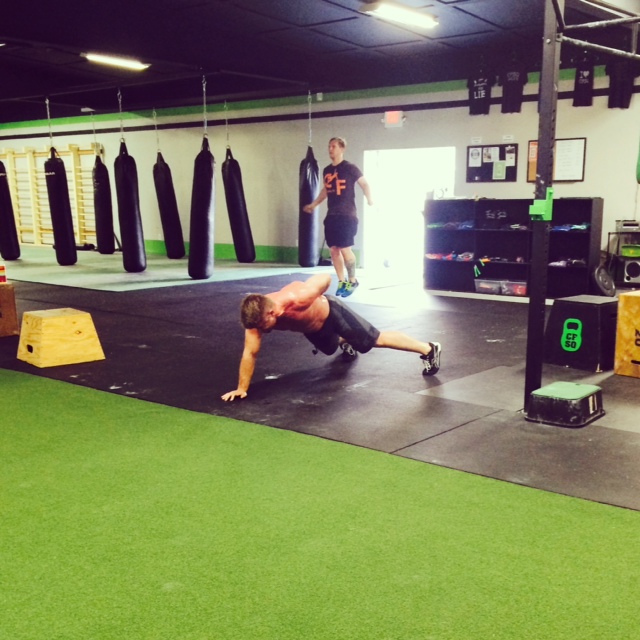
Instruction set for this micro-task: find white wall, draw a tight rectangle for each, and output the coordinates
[2,71,639,257]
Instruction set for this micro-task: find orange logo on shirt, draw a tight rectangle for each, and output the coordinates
[325,171,346,195]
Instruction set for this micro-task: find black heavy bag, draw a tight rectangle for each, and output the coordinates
[188,137,215,280]
[153,152,185,259]
[298,145,321,267]
[221,147,255,263]
[114,141,146,273]
[44,148,77,266]
[0,160,20,260]
[92,155,115,255]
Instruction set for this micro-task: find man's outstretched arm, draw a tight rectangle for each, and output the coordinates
[221,329,262,401]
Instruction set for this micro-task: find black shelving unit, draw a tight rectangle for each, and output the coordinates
[424,197,603,298]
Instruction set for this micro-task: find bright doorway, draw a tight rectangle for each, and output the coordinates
[362,147,456,282]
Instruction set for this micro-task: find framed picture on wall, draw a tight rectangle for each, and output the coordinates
[527,138,586,182]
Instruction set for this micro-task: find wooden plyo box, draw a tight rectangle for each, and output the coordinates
[614,290,640,379]
[17,308,105,368]
[0,284,20,337]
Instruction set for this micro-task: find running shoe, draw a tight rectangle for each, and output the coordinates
[340,342,358,361]
[421,342,441,376]
[336,281,348,296]
[341,280,359,297]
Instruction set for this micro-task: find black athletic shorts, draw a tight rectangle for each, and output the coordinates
[324,215,358,248]
[304,296,380,355]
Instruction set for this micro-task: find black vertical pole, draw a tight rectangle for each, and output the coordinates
[524,0,563,411]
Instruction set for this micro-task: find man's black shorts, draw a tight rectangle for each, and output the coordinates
[324,215,358,248]
[304,296,380,355]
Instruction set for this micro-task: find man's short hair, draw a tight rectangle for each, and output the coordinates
[240,294,273,329]
[329,136,346,149]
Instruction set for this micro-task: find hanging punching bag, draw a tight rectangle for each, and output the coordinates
[298,146,321,267]
[114,141,146,273]
[0,160,20,261]
[44,148,77,266]
[93,155,115,255]
[222,147,255,263]
[153,152,185,259]
[188,137,215,280]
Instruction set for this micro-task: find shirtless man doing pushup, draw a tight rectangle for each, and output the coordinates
[221,274,441,401]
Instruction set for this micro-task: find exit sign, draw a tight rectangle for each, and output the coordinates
[383,111,404,128]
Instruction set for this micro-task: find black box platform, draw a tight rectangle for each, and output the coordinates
[525,381,605,428]
[544,295,617,372]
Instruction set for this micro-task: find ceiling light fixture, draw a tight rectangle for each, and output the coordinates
[82,52,150,71]
[359,1,438,30]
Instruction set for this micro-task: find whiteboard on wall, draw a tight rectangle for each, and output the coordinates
[527,138,586,182]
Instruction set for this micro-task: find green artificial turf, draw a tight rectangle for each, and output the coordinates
[2,368,640,640]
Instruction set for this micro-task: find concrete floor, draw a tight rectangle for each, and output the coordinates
[2,258,639,511]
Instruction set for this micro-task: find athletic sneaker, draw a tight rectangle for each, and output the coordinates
[341,280,359,298]
[336,281,348,296]
[340,342,358,361]
[421,342,441,376]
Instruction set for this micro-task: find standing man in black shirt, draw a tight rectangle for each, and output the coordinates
[304,137,373,298]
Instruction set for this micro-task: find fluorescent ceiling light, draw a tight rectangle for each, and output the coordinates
[82,52,150,71]
[360,1,438,30]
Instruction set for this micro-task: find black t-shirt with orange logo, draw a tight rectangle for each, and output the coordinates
[323,160,363,217]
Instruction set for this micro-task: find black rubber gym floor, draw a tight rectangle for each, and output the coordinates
[3,275,640,511]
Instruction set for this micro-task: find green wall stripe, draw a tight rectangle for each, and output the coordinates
[146,241,350,266]
[147,240,309,264]
[215,244,299,263]
[144,240,169,256]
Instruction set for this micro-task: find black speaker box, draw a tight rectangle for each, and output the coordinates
[623,259,640,284]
